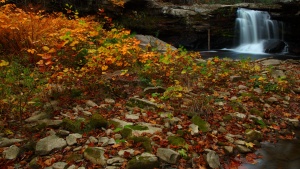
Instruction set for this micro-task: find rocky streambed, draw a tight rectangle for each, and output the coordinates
[1,54,299,168]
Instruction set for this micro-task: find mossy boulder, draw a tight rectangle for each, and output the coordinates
[167,136,188,149]
[129,136,152,152]
[191,115,210,132]
[126,153,159,169]
[121,127,133,139]
[62,118,83,133]
[245,129,263,142]
[223,115,233,121]
[88,113,108,129]
[83,147,106,166]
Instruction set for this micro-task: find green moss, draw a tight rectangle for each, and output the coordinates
[191,115,210,132]
[176,130,185,136]
[66,153,83,163]
[124,125,148,130]
[167,136,186,147]
[250,108,264,117]
[88,113,108,129]
[121,127,132,139]
[129,136,152,152]
[223,115,232,121]
[62,118,83,133]
[127,155,159,169]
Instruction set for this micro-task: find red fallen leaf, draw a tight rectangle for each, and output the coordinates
[245,153,258,164]
[271,124,280,130]
[123,151,131,158]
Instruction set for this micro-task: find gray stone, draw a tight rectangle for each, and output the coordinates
[127,152,159,169]
[234,140,246,145]
[37,119,63,127]
[0,138,23,147]
[29,157,42,169]
[84,147,106,166]
[236,145,251,153]
[85,100,98,107]
[125,114,140,120]
[82,111,92,116]
[225,135,234,143]
[293,87,300,94]
[224,146,233,154]
[189,124,199,135]
[253,88,262,94]
[105,98,115,104]
[129,97,160,108]
[271,70,286,79]
[111,118,133,128]
[133,122,163,135]
[52,162,68,169]
[107,157,126,165]
[108,138,116,145]
[114,134,122,140]
[245,130,262,142]
[66,134,82,146]
[99,137,109,146]
[232,112,246,119]
[135,34,176,53]
[238,85,248,90]
[67,165,76,169]
[3,145,20,159]
[58,130,70,136]
[206,150,220,169]
[25,111,50,122]
[261,59,281,66]
[143,86,166,94]
[36,135,67,155]
[156,148,180,164]
[267,97,278,103]
[89,136,98,143]
[118,149,135,157]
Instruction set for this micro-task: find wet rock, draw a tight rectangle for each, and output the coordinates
[156,148,180,164]
[36,135,67,155]
[143,86,166,94]
[236,145,251,153]
[264,40,286,53]
[0,138,23,147]
[52,162,68,169]
[3,145,20,159]
[127,152,159,169]
[206,150,220,169]
[83,147,106,166]
[245,129,263,142]
[82,111,92,116]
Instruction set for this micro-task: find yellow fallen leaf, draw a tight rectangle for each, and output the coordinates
[245,142,255,148]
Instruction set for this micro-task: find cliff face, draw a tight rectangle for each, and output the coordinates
[102,0,300,54]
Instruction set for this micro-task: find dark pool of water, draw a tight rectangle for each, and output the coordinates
[199,50,300,60]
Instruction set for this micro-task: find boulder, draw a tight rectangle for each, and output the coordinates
[0,138,23,147]
[83,147,106,166]
[36,135,67,155]
[3,145,20,159]
[126,152,159,169]
[156,148,180,164]
[206,150,220,169]
[245,129,263,142]
[264,40,286,53]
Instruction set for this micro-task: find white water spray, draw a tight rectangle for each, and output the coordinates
[234,8,285,54]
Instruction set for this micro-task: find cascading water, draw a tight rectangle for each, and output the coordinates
[234,8,287,54]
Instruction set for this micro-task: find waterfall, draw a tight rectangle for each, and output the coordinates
[234,8,286,54]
